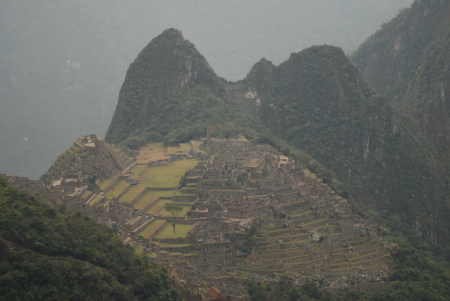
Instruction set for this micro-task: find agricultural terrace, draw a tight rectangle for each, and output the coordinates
[98,177,117,191]
[146,199,188,215]
[105,180,129,198]
[133,191,174,210]
[167,143,191,155]
[130,164,147,174]
[89,195,105,206]
[138,219,166,239]
[136,143,170,164]
[141,159,198,187]
[154,223,194,239]
[118,184,146,203]
[245,157,263,168]
[81,190,92,200]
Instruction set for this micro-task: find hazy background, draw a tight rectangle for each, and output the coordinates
[0,0,414,179]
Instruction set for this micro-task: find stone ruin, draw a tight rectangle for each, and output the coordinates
[131,136,396,299]
[2,134,396,300]
[1,134,135,213]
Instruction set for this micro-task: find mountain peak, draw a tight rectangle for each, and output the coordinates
[105,29,220,144]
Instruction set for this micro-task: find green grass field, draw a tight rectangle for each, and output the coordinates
[161,243,190,248]
[130,164,147,174]
[98,177,117,191]
[154,223,194,239]
[105,180,129,198]
[138,219,166,239]
[118,184,146,203]
[89,195,105,206]
[141,159,198,187]
[136,142,169,164]
[134,190,174,210]
[146,199,178,214]
[167,143,191,155]
[81,190,92,200]
[130,242,144,255]
[146,253,157,258]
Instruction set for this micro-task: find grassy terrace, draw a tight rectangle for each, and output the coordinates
[118,184,147,203]
[146,199,185,215]
[160,243,190,248]
[245,157,262,168]
[134,191,174,210]
[154,223,194,239]
[89,195,105,206]
[105,180,129,198]
[98,177,117,191]
[130,242,144,255]
[141,159,198,187]
[81,190,92,200]
[136,142,170,163]
[174,191,196,197]
[138,219,166,239]
[167,143,191,155]
[130,164,147,174]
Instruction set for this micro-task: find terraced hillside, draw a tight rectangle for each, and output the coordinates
[42,136,394,299]
[84,140,201,256]
[123,137,393,297]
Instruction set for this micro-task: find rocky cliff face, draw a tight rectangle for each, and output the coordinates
[351,0,450,172]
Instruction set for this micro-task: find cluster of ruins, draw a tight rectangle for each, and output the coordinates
[1,134,395,300]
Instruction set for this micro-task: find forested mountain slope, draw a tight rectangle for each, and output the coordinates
[107,29,450,246]
[0,178,179,300]
[351,0,450,172]
[105,29,270,147]
[243,46,450,246]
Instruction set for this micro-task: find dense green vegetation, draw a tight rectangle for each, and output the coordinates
[351,0,449,108]
[350,0,450,205]
[0,181,179,300]
[106,29,271,147]
[242,45,450,247]
[247,246,450,301]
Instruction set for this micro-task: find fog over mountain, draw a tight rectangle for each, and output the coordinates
[0,0,413,179]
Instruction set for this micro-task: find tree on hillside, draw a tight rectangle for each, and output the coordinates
[164,204,183,234]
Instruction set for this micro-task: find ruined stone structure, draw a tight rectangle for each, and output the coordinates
[41,134,135,185]
[1,135,135,215]
[126,136,395,298]
[3,135,394,300]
